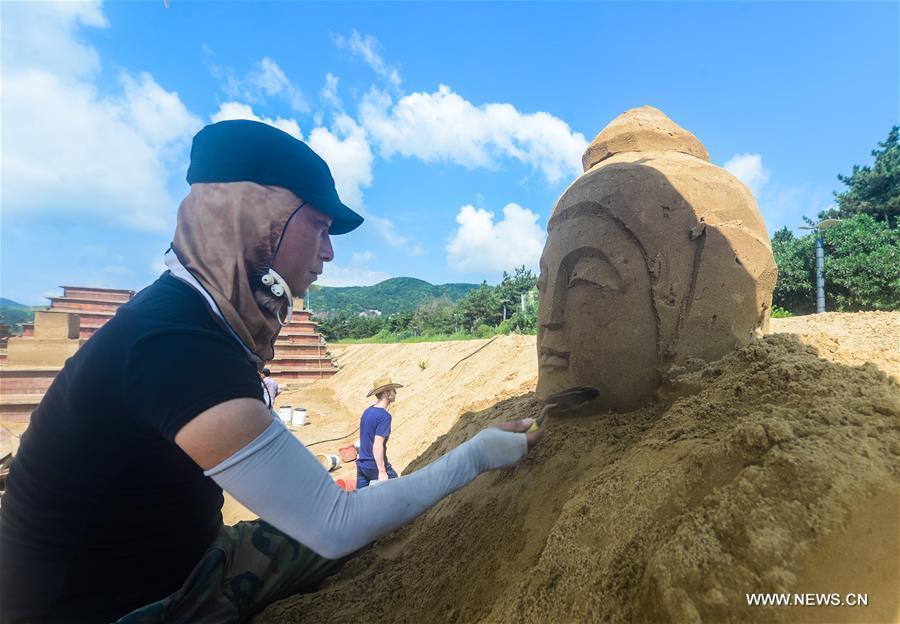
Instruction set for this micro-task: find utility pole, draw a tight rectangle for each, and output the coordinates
[799,219,840,313]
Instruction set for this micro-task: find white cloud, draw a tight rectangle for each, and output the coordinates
[363,213,424,255]
[1,1,107,79]
[321,72,342,109]
[359,85,586,184]
[248,57,308,112]
[208,55,308,113]
[333,30,402,89]
[723,153,770,196]
[121,73,202,150]
[210,102,303,140]
[3,71,201,231]
[307,115,424,255]
[446,203,545,274]
[352,250,375,264]
[307,114,373,209]
[1,3,202,231]
[316,263,391,287]
[317,250,391,287]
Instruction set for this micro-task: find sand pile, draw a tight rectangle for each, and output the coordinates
[770,311,899,381]
[256,330,899,624]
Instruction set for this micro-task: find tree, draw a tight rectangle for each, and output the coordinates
[508,288,539,333]
[771,215,899,313]
[385,310,414,333]
[495,266,538,317]
[412,297,456,335]
[823,214,900,310]
[821,126,899,227]
[771,227,815,313]
[457,282,501,331]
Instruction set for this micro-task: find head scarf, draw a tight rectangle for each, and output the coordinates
[172,181,302,362]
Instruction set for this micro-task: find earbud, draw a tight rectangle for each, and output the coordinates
[260,268,293,326]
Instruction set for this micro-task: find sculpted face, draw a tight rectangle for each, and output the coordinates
[536,204,659,411]
[535,106,777,412]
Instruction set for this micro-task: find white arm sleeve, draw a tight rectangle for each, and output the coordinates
[204,419,527,559]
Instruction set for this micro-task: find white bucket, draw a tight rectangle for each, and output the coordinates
[278,406,292,424]
[292,408,308,426]
[316,453,339,472]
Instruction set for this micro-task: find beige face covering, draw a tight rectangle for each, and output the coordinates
[172,182,302,362]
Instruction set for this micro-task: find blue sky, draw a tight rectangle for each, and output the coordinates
[2,1,897,305]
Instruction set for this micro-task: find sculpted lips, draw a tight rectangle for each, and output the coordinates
[539,347,570,370]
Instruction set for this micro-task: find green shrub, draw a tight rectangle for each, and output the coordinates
[772,214,899,313]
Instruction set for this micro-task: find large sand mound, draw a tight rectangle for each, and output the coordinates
[255,313,899,624]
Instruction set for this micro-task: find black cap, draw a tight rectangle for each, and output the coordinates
[186,119,364,235]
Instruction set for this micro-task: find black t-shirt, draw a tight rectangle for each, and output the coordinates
[0,273,264,623]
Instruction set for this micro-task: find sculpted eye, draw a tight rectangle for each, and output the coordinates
[567,256,622,291]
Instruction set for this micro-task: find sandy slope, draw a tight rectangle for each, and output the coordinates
[769,311,898,380]
[244,312,898,624]
[224,312,898,526]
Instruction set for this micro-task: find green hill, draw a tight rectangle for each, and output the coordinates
[0,298,44,327]
[307,277,479,316]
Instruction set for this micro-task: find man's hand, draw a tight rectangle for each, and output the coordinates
[377,471,390,481]
[494,418,545,451]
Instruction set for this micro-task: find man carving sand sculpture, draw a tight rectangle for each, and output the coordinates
[537,106,777,411]
[0,120,544,623]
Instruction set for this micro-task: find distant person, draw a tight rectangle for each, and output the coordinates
[261,367,281,409]
[357,376,402,488]
[0,119,543,623]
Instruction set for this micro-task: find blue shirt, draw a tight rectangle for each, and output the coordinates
[357,405,392,471]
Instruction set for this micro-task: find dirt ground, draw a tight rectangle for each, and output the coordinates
[240,311,899,624]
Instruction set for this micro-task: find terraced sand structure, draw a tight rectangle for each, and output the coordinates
[0,286,133,425]
[269,309,338,385]
[0,287,335,429]
[21,286,135,340]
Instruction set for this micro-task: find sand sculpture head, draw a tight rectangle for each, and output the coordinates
[536,106,777,411]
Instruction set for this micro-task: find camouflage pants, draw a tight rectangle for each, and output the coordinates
[115,520,348,624]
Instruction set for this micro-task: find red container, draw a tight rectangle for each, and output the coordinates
[339,444,358,463]
[336,477,356,492]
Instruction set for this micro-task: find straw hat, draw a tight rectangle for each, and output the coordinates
[367,375,404,397]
